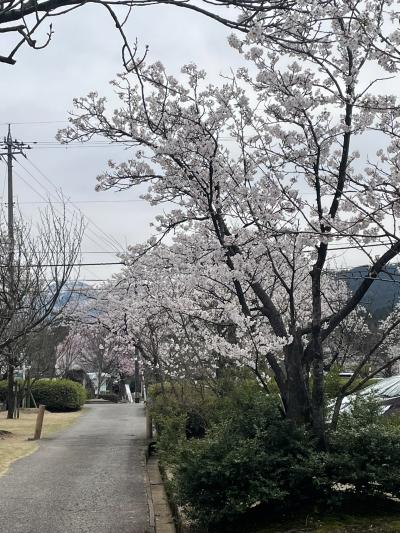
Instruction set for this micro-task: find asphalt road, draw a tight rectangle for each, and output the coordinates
[0,402,150,533]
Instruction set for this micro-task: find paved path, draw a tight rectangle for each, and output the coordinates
[0,403,150,533]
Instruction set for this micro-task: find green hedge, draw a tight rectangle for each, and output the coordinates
[32,379,87,411]
[150,379,400,527]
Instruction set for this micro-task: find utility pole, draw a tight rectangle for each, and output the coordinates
[0,125,30,419]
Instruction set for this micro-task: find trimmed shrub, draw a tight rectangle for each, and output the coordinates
[32,379,87,411]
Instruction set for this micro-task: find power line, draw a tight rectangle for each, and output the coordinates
[13,158,123,254]
[0,120,69,126]
[11,168,113,255]
[5,170,121,274]
[337,276,400,284]
[81,251,120,254]
[26,157,125,252]
[9,170,393,256]
[0,261,124,268]
[12,167,107,252]
[13,199,144,204]
[26,145,126,151]
[27,141,121,145]
[11,168,111,254]
[328,242,392,251]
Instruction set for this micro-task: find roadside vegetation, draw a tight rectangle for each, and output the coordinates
[149,373,400,532]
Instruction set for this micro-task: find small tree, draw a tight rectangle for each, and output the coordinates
[0,206,83,418]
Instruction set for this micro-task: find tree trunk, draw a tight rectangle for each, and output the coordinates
[97,369,102,397]
[310,258,327,448]
[284,337,311,426]
[311,348,326,448]
[331,393,345,431]
[7,361,15,419]
[118,379,126,401]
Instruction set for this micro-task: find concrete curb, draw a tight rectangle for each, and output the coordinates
[144,443,176,533]
[144,452,156,533]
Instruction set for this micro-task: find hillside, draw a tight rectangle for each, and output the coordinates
[343,264,400,320]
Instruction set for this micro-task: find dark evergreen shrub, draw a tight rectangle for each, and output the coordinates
[172,394,329,525]
[32,379,87,411]
[150,380,400,528]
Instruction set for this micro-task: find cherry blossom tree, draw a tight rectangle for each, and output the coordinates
[56,324,122,395]
[55,328,88,377]
[58,1,400,444]
[59,291,137,386]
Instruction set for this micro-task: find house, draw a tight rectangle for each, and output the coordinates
[87,372,111,394]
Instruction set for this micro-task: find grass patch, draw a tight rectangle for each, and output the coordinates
[0,408,84,476]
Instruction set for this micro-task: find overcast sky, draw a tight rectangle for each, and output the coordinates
[0,4,242,283]
[0,4,391,284]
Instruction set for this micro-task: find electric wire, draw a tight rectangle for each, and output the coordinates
[14,158,123,254]
[26,157,124,252]
[21,158,122,252]
[0,261,124,268]
[14,199,144,204]
[10,165,123,281]
[12,168,112,254]
[0,120,69,125]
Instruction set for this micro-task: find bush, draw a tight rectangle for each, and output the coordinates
[328,396,400,499]
[151,379,400,528]
[149,380,216,445]
[98,393,119,403]
[32,379,87,411]
[172,394,330,525]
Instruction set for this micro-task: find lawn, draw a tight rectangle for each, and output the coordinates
[0,408,84,476]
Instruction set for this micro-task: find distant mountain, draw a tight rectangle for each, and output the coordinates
[342,264,400,320]
[54,281,92,310]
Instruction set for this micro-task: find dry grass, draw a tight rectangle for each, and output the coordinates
[0,408,83,476]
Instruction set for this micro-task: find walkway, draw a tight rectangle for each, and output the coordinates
[0,403,150,533]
